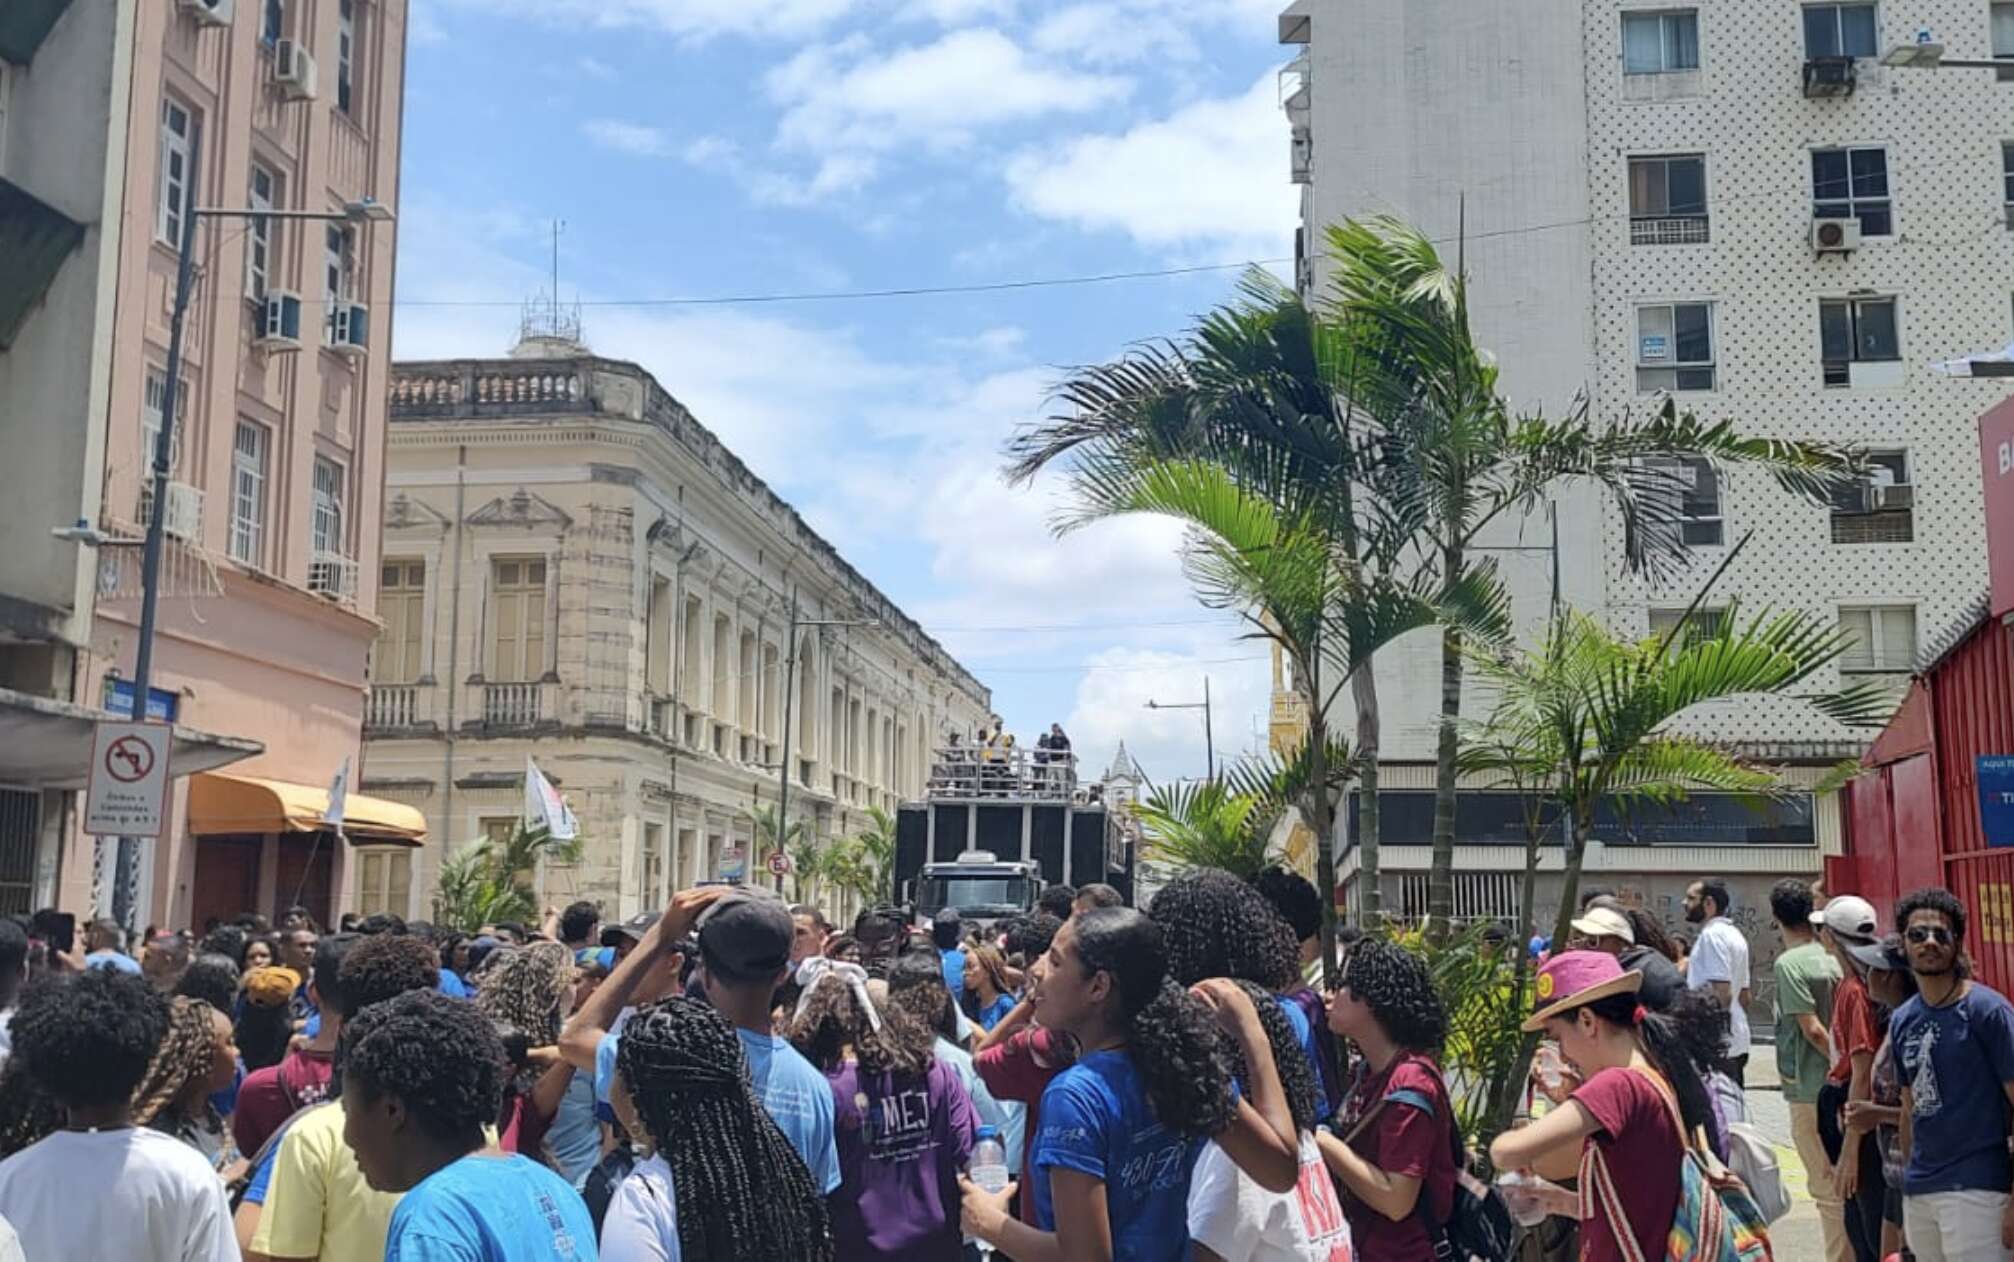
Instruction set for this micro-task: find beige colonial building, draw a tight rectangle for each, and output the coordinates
[363,337,993,921]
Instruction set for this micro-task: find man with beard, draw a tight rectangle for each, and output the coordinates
[1891,887,2014,1262]
[1682,877,1753,1086]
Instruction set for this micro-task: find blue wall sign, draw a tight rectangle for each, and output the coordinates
[1979,756,2014,847]
[104,679,178,723]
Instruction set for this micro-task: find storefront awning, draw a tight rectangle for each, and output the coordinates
[188,772,426,846]
[0,686,262,789]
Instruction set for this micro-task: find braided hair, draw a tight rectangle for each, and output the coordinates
[1146,868,1300,991]
[618,998,833,1262]
[131,995,219,1129]
[1070,908,1235,1139]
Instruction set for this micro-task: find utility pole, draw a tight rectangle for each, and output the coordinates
[109,137,390,929]
[1145,677,1215,781]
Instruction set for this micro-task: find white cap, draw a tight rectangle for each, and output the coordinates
[1569,906,1635,944]
[1812,894,1879,943]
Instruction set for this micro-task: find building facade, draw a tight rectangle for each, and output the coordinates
[1280,0,2012,975]
[365,344,993,923]
[1,0,413,931]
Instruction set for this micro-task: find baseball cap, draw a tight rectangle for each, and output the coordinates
[1842,934,1906,973]
[601,911,661,947]
[1811,895,1879,943]
[1569,906,1635,945]
[696,887,794,980]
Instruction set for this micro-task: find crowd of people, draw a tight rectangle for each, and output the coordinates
[0,869,2001,1260]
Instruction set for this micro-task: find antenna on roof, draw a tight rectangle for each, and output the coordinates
[514,217,584,354]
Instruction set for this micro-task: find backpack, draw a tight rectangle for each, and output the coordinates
[1348,1057,1514,1262]
[1580,1068,1773,1262]
[1721,1121,1789,1225]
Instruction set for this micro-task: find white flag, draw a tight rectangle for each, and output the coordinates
[1931,341,2014,378]
[322,757,351,830]
[524,755,578,840]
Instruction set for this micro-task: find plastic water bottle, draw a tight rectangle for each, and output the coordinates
[968,1125,1011,1258]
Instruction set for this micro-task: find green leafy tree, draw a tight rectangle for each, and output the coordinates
[430,823,583,932]
[1133,780,1271,880]
[1323,217,1862,941]
[849,807,898,905]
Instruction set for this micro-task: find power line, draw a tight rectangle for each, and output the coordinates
[922,615,1244,633]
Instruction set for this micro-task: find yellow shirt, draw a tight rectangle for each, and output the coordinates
[250,1099,400,1262]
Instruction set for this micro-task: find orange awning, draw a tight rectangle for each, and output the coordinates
[188,772,426,846]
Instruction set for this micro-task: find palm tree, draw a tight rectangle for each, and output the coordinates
[1132,780,1272,880]
[1322,217,1862,941]
[1466,582,1892,1127]
[1009,271,1493,970]
[430,823,582,931]
[748,803,808,897]
[850,806,898,905]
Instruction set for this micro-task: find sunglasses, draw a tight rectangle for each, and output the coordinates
[1905,925,1954,946]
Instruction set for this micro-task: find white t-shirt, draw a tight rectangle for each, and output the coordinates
[600,1151,682,1262]
[0,1213,21,1262]
[1687,915,1752,1055]
[1187,1131,1354,1262]
[0,1127,234,1262]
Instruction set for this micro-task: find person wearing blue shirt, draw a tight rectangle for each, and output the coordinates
[959,908,1301,1262]
[338,989,596,1261]
[561,886,841,1195]
[436,968,469,1000]
[934,909,967,998]
[1890,888,2014,1262]
[82,918,141,975]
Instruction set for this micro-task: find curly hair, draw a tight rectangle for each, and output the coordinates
[788,972,933,1077]
[559,901,601,944]
[1146,868,1300,990]
[884,950,961,1043]
[1071,908,1235,1139]
[339,989,502,1149]
[335,932,440,1019]
[1222,979,1320,1132]
[0,1059,64,1157]
[619,998,833,1262]
[131,995,220,1129]
[197,924,248,968]
[1340,938,1447,1052]
[1003,912,1062,964]
[1252,867,1323,945]
[1897,887,1968,942]
[175,953,240,1013]
[1037,884,1077,920]
[474,941,571,1048]
[12,967,168,1110]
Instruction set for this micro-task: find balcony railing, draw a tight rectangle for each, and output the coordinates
[364,684,427,730]
[1631,215,1710,246]
[928,745,1078,802]
[474,680,548,728]
[388,363,585,416]
[307,552,359,603]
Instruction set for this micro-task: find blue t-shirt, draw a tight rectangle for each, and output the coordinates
[84,950,141,974]
[1031,1050,1201,1262]
[977,993,1016,1032]
[437,970,470,999]
[941,948,966,998]
[241,1124,286,1206]
[548,1072,601,1189]
[594,1017,840,1195]
[1892,982,2014,1194]
[385,1153,597,1261]
[1274,994,1326,1101]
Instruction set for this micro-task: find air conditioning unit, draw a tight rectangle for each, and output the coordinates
[162,482,203,540]
[1803,55,1857,97]
[255,290,303,351]
[1873,483,1915,512]
[329,302,369,356]
[1290,124,1311,185]
[177,0,235,26]
[274,39,317,100]
[1813,218,1862,254]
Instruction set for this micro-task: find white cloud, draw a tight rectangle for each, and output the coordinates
[433,0,862,41]
[768,28,1132,159]
[1005,71,1297,260]
[899,0,1019,23]
[1031,3,1198,65]
[581,118,675,157]
[576,55,618,80]
[407,1,448,45]
[1063,643,1272,788]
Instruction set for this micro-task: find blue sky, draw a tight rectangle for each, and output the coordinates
[392,0,1299,783]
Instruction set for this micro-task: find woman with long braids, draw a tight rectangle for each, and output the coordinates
[1490,951,1728,1262]
[131,994,241,1169]
[790,958,976,1261]
[1322,937,1459,1262]
[960,906,1301,1262]
[1188,979,1353,1262]
[600,996,834,1262]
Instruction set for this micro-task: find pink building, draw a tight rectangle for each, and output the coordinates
[0,0,418,932]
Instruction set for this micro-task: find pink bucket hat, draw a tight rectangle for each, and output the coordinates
[1521,949,1644,1032]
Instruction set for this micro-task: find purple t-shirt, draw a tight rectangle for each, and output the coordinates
[826,1057,977,1262]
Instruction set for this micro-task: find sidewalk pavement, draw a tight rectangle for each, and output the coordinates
[1740,1049,1824,1257]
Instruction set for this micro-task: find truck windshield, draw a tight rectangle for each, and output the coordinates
[918,875,1036,918]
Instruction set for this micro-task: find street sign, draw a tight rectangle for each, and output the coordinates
[85,721,172,837]
[767,850,793,877]
[1979,756,2014,847]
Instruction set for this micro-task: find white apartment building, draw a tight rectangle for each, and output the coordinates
[363,335,993,922]
[1281,0,2011,934]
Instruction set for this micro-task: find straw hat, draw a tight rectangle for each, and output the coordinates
[1521,949,1644,1032]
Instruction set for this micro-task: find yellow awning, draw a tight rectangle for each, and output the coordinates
[188,772,427,846]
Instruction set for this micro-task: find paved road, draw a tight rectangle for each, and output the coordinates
[1741,1049,1825,1257]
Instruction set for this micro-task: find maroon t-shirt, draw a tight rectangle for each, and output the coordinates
[231,1047,335,1156]
[1338,1056,1457,1262]
[1574,1067,1684,1262]
[974,1026,1074,1226]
